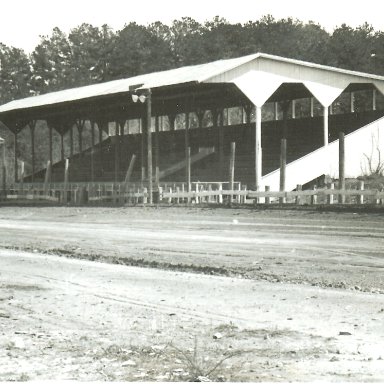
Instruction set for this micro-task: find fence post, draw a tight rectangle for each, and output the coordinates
[327,182,335,205]
[19,161,25,198]
[358,180,364,205]
[279,139,286,204]
[143,187,148,205]
[218,183,223,204]
[265,185,270,204]
[229,142,236,206]
[168,187,172,204]
[208,183,213,203]
[339,132,345,204]
[195,182,199,204]
[311,185,317,205]
[44,160,52,196]
[296,184,302,205]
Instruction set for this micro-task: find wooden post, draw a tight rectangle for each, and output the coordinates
[327,182,335,204]
[195,182,199,204]
[255,105,262,191]
[323,106,329,146]
[339,132,345,203]
[63,158,69,203]
[296,184,302,205]
[265,185,270,204]
[229,142,236,205]
[311,185,317,205]
[282,100,290,139]
[310,97,314,118]
[274,102,278,121]
[146,90,153,204]
[14,132,18,182]
[141,115,146,183]
[155,115,160,188]
[69,125,74,157]
[20,161,25,197]
[291,100,296,119]
[218,182,223,204]
[279,138,286,204]
[358,180,364,205]
[185,109,190,191]
[48,124,53,165]
[350,92,355,113]
[218,109,224,179]
[60,133,65,162]
[124,154,136,183]
[90,121,95,182]
[97,121,104,175]
[186,146,191,195]
[1,141,6,198]
[44,160,52,195]
[30,121,36,183]
[114,123,119,183]
[76,119,85,156]
[373,89,377,111]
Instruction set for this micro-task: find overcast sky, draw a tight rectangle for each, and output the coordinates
[2,0,384,53]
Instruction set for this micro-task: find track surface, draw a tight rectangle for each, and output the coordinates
[0,206,383,381]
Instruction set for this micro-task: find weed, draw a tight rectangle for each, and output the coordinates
[171,336,243,382]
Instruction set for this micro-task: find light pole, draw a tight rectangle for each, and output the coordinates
[0,137,6,198]
[131,89,153,204]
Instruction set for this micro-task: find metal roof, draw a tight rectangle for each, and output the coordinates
[1,52,384,114]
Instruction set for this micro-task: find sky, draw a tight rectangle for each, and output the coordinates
[1,0,384,53]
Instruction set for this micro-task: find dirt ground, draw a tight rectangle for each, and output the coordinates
[0,205,384,381]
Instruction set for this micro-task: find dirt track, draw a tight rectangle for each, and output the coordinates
[0,206,384,381]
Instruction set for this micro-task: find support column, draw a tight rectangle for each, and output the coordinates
[217,109,224,179]
[60,133,65,162]
[146,90,153,204]
[282,100,290,139]
[69,126,74,157]
[323,106,329,146]
[141,115,146,183]
[291,100,296,119]
[310,97,314,118]
[91,121,95,182]
[255,105,262,190]
[274,102,278,121]
[155,115,160,186]
[185,107,190,191]
[350,92,355,113]
[373,89,377,111]
[14,132,18,182]
[97,120,105,175]
[76,119,85,156]
[48,124,53,166]
[29,121,36,183]
[114,122,119,183]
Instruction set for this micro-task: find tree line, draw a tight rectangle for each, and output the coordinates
[1,16,384,104]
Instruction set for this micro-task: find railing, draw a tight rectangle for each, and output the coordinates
[2,181,384,206]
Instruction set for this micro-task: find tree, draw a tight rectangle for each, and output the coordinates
[109,22,173,79]
[0,44,32,103]
[69,23,116,84]
[31,27,72,93]
[326,23,376,72]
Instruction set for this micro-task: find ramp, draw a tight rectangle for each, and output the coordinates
[261,116,384,191]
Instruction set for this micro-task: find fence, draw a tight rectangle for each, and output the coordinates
[2,180,384,206]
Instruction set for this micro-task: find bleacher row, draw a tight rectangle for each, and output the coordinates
[29,110,384,188]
